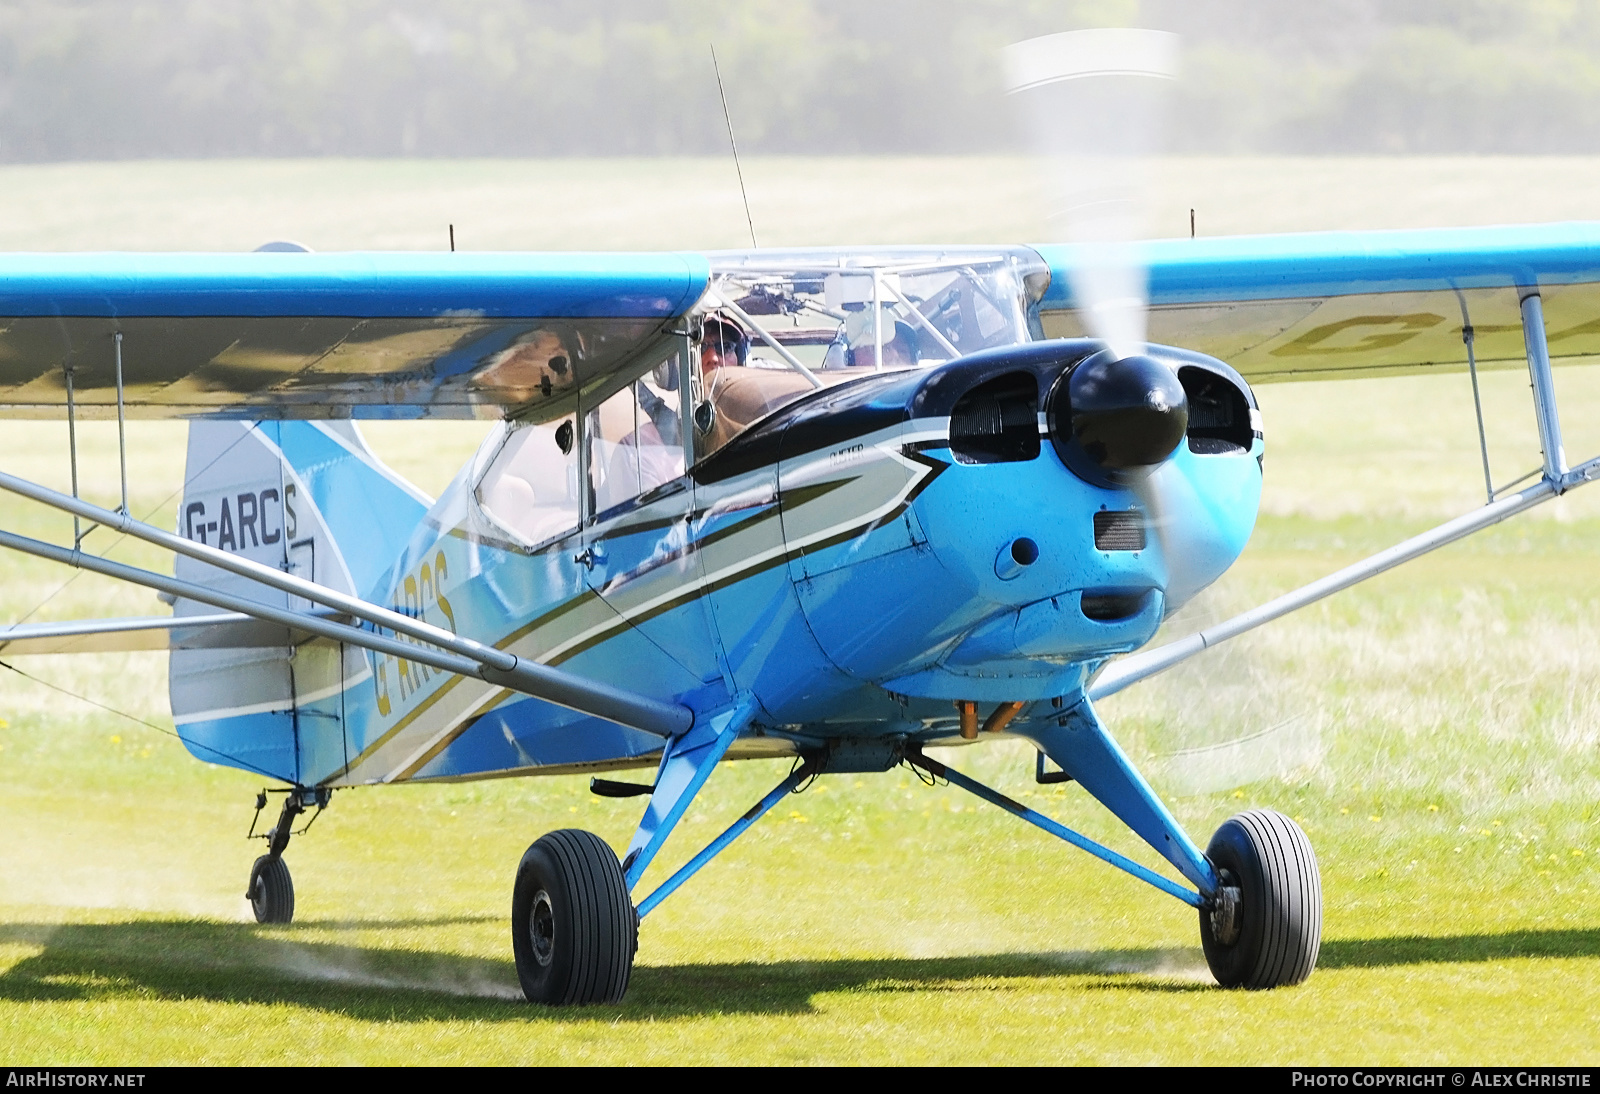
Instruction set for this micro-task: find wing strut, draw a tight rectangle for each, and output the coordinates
[1092,457,1600,701]
[1521,290,1569,481]
[0,467,693,735]
[1453,289,1495,504]
[1095,289,1598,701]
[0,481,692,738]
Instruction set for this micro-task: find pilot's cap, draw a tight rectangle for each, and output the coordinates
[701,312,749,364]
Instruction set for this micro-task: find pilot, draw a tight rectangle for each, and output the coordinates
[696,312,813,454]
[701,312,749,373]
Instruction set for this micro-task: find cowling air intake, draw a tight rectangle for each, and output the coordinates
[1046,348,1188,487]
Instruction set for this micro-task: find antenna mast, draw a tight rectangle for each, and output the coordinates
[710,44,758,249]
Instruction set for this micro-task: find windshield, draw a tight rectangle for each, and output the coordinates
[695,247,1049,454]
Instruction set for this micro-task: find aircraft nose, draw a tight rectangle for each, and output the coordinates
[1046,349,1188,487]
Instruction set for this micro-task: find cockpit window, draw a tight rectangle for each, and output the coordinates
[693,247,1048,456]
[588,372,686,518]
[709,247,1044,371]
[477,416,580,546]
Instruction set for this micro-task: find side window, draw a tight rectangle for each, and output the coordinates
[477,416,580,546]
[587,370,685,519]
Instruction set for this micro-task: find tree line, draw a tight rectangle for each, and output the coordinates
[1,0,1597,161]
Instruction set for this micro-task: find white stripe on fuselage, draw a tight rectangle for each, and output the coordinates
[173,664,372,725]
[380,682,504,783]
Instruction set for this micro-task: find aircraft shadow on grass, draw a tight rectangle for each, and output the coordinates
[2,921,1597,1019]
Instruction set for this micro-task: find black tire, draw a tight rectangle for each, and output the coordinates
[247,854,295,924]
[1198,809,1320,989]
[511,829,636,1005]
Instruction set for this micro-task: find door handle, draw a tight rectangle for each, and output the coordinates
[573,544,607,571]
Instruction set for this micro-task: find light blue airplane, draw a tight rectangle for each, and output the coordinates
[0,220,1597,1002]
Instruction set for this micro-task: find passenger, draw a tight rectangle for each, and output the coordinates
[599,414,681,511]
[844,310,921,370]
[697,313,815,455]
[637,357,680,449]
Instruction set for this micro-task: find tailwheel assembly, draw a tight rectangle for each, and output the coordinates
[1199,808,1322,988]
[512,829,636,1005]
[244,786,329,926]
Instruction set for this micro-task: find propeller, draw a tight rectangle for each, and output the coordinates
[1006,31,1312,789]
[1001,28,1178,360]
[1004,29,1201,599]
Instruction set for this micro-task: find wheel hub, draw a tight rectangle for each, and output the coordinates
[1208,874,1242,946]
[529,889,555,967]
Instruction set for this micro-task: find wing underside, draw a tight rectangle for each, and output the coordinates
[0,251,709,419]
[1036,222,1600,381]
[9,230,1596,414]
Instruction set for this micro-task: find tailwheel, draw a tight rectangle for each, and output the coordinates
[512,829,636,1005]
[247,854,295,924]
[1199,809,1321,989]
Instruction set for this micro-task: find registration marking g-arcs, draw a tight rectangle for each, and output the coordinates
[183,484,295,550]
[374,547,457,717]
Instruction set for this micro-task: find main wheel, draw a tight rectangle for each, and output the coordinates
[247,854,295,924]
[1198,809,1320,989]
[511,829,636,1005]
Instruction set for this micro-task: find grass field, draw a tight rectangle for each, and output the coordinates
[0,157,1598,1065]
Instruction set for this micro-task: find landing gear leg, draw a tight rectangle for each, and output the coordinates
[1021,700,1322,988]
[245,786,329,925]
[507,697,755,1005]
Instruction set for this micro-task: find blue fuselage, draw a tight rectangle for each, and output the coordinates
[313,340,1262,787]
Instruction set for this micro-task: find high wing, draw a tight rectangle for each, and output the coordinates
[1037,221,1600,382]
[6,226,1597,419]
[0,251,708,419]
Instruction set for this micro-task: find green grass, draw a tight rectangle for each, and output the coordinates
[1,718,1595,1063]
[1,157,1599,1063]
[8,154,1600,254]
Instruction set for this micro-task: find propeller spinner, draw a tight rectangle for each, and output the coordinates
[1047,348,1188,487]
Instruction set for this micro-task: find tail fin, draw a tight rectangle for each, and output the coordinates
[169,421,430,784]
